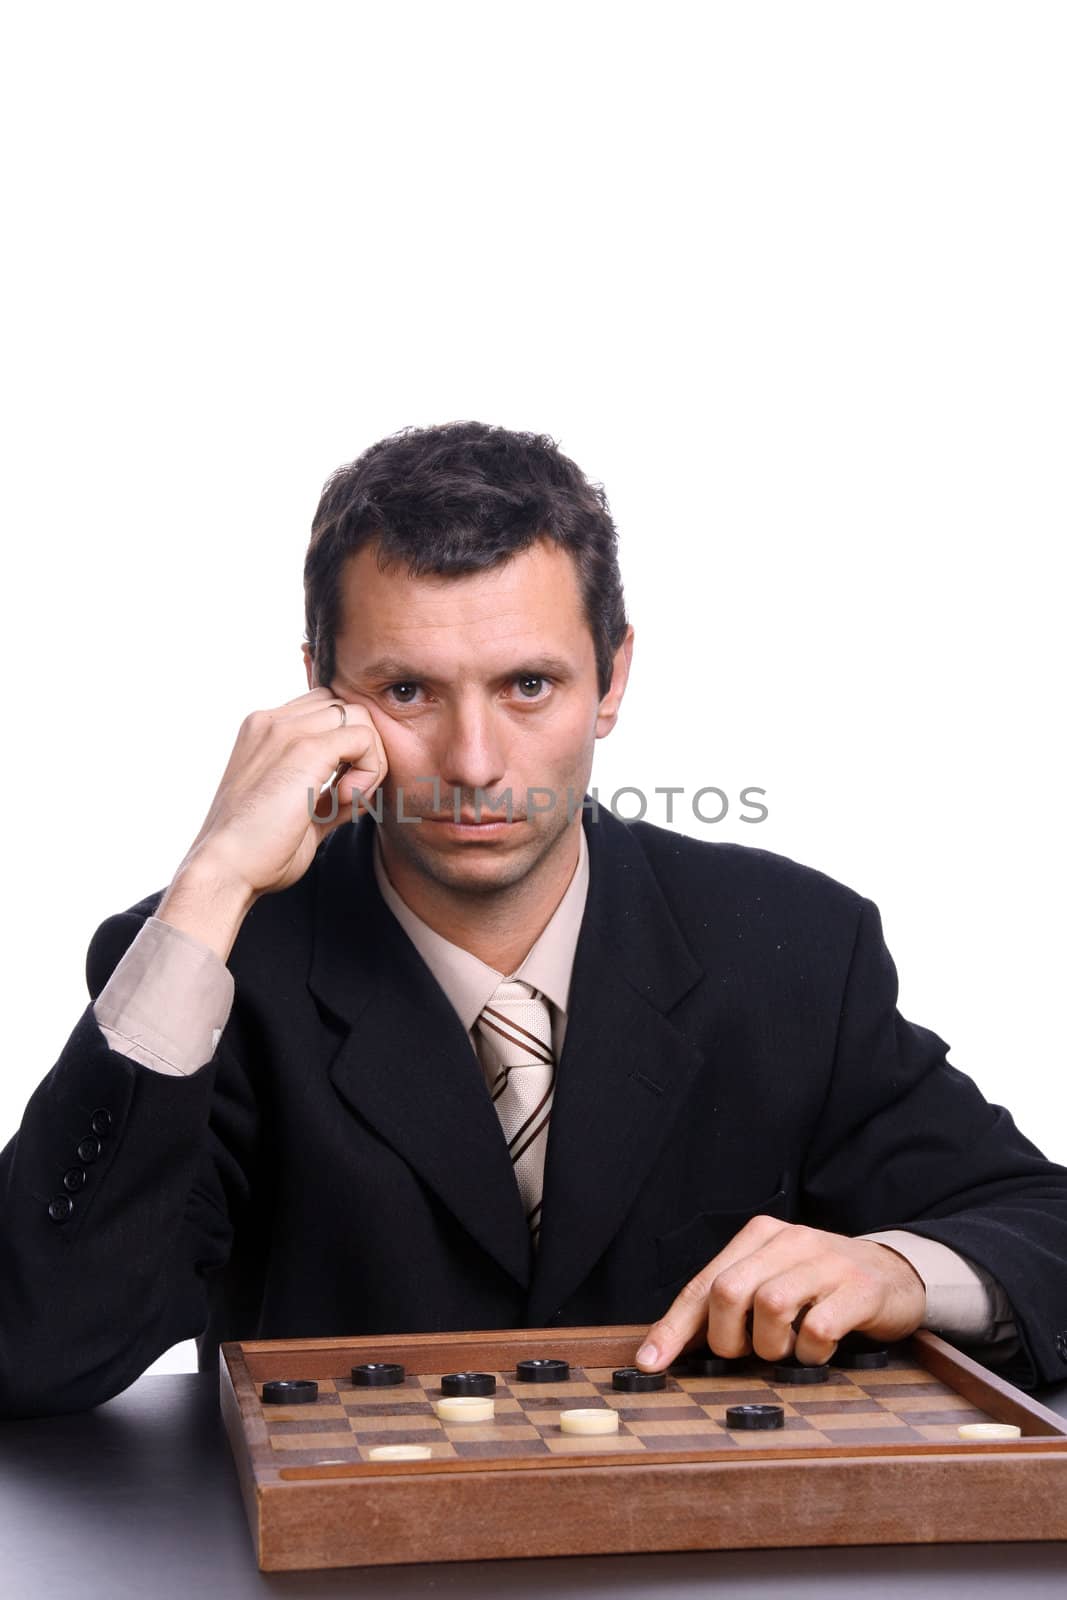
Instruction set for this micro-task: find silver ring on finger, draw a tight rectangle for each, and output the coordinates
[329,701,347,728]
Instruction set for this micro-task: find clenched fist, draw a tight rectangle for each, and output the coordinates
[156,686,388,961]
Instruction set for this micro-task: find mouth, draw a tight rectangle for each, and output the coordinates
[424,814,525,825]
[422,815,525,836]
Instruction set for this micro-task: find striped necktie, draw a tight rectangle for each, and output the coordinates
[474,980,556,1246]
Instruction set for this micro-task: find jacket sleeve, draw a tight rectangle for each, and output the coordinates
[798,895,1067,1391]
[0,902,257,1419]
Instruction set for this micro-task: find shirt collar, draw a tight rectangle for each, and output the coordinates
[372,824,589,1034]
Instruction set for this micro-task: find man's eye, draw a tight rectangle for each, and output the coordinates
[515,675,548,699]
[386,683,420,704]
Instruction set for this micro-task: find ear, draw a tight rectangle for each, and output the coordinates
[302,643,317,690]
[595,626,634,739]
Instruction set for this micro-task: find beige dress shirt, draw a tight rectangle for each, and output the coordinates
[92,827,1018,1355]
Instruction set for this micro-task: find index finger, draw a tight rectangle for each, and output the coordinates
[635,1214,790,1370]
[257,685,354,724]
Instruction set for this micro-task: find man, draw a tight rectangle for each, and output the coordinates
[2,420,1065,1419]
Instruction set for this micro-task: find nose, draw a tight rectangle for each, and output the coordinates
[436,693,507,799]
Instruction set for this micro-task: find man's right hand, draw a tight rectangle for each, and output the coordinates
[155,687,388,962]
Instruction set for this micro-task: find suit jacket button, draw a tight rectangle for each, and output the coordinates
[1055,1332,1067,1360]
[63,1167,87,1193]
[90,1108,113,1137]
[76,1135,102,1164]
[48,1196,74,1223]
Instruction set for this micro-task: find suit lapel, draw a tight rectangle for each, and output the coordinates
[307,817,533,1291]
[305,806,709,1314]
[527,808,707,1324]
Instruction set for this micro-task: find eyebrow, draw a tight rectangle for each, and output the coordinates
[354,654,577,682]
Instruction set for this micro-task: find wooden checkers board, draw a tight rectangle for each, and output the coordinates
[220,1325,1067,1571]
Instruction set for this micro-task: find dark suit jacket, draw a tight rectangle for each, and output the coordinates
[3,807,1066,1417]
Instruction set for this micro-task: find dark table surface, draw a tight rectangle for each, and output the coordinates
[2,1372,1066,1599]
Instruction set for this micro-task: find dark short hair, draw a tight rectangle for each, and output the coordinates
[303,420,628,697]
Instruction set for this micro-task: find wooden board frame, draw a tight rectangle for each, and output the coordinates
[219,1325,1067,1572]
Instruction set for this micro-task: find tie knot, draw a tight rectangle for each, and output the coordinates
[475,980,554,1070]
[489,978,541,1011]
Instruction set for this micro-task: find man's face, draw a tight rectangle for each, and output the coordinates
[315,536,630,897]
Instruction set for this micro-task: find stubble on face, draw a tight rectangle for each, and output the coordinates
[376,771,587,903]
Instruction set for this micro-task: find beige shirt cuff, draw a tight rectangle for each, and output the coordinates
[92,914,235,1077]
[862,1229,1019,1355]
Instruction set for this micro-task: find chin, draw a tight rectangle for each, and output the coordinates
[387,820,566,896]
[409,843,540,896]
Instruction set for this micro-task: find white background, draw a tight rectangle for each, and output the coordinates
[1,3,1063,1378]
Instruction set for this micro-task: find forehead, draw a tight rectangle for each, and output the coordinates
[335,537,593,671]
